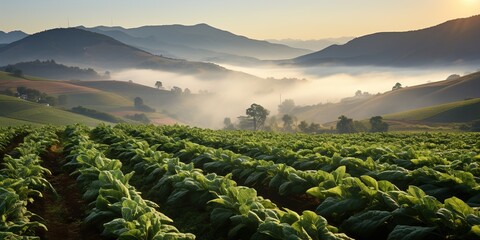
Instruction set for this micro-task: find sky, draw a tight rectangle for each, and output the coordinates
[1,0,480,40]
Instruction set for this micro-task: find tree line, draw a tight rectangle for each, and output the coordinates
[223,102,389,134]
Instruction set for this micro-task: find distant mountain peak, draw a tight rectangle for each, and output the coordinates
[81,23,311,61]
[0,30,28,44]
[294,14,480,67]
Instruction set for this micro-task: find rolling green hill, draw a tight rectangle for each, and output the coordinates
[0,94,107,126]
[0,71,179,124]
[292,71,480,123]
[0,71,133,110]
[384,98,480,123]
[71,80,201,124]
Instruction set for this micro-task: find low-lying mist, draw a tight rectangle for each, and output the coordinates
[112,64,474,128]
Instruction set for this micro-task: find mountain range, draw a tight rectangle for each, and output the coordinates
[77,24,311,63]
[0,30,27,44]
[0,28,236,78]
[268,37,353,52]
[294,15,480,67]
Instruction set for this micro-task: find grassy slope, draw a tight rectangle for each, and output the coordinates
[0,71,133,110]
[383,98,480,122]
[72,80,189,124]
[0,94,107,126]
[292,71,480,124]
[0,116,42,126]
[0,71,178,124]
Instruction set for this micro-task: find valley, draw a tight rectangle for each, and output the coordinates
[0,2,479,239]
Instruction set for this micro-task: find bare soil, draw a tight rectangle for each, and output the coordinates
[30,144,106,240]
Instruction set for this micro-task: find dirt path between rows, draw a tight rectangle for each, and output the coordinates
[30,144,106,240]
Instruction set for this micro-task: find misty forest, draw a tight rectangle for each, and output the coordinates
[1,2,480,240]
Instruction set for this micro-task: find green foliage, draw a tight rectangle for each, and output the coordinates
[134,97,155,112]
[62,125,195,239]
[4,124,478,239]
[336,115,355,133]
[246,103,270,131]
[370,116,389,132]
[0,127,59,238]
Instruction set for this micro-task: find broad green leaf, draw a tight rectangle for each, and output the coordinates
[387,225,436,240]
[407,186,426,199]
[210,208,234,227]
[444,197,474,218]
[317,197,367,218]
[470,225,480,237]
[360,175,378,190]
[342,210,391,238]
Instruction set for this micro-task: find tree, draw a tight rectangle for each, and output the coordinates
[184,88,191,95]
[446,74,460,80]
[392,82,402,91]
[336,115,355,134]
[223,117,235,130]
[171,86,182,94]
[278,99,295,114]
[16,86,28,95]
[370,116,389,132]
[282,114,294,131]
[134,97,144,108]
[155,81,163,89]
[308,122,321,133]
[134,97,155,112]
[246,103,269,131]
[45,96,57,106]
[298,121,309,133]
[4,65,15,73]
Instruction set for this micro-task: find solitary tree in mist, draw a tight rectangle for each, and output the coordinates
[134,97,144,108]
[282,114,294,131]
[336,115,355,134]
[392,82,403,91]
[171,86,182,94]
[223,117,235,130]
[246,103,269,131]
[155,81,163,89]
[298,121,309,133]
[370,116,389,132]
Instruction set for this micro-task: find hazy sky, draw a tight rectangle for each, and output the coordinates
[1,0,479,40]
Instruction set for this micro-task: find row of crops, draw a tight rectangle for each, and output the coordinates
[0,126,56,239]
[0,124,479,239]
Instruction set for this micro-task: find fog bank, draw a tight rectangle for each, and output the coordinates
[111,64,474,128]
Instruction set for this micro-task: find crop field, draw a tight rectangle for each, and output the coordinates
[1,124,479,240]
